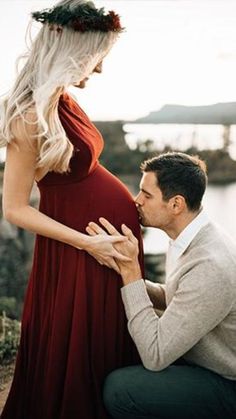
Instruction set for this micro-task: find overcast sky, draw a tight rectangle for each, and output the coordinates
[1,0,236,120]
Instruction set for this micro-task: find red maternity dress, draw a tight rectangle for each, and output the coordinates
[1,93,143,419]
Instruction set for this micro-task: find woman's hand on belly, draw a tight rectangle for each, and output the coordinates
[86,218,141,283]
[84,231,131,273]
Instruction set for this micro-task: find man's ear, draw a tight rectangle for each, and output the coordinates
[169,195,186,214]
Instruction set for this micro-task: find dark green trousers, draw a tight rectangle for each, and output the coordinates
[103,364,236,419]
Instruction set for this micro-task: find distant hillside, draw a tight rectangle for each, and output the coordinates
[134,102,236,125]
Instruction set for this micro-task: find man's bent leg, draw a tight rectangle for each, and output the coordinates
[103,364,236,419]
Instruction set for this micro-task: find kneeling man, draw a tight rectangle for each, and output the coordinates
[87,152,236,419]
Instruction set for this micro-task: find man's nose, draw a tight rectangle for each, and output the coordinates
[135,192,142,206]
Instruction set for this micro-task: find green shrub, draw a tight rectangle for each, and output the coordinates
[0,297,19,319]
[0,312,21,364]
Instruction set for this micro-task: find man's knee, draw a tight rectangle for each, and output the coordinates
[103,367,136,418]
[103,369,123,416]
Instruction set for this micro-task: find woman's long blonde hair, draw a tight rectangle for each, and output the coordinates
[0,0,120,173]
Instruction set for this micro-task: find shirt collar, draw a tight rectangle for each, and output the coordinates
[169,209,209,261]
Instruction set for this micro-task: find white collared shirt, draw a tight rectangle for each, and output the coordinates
[166,210,209,276]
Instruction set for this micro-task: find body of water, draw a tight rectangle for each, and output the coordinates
[144,182,236,254]
[124,123,236,159]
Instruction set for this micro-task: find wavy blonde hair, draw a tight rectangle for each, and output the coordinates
[0,0,120,173]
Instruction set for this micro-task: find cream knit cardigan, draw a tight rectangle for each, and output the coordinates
[121,223,236,380]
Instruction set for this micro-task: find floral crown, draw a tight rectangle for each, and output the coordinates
[32,3,123,33]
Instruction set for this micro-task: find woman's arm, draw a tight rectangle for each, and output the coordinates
[2,119,128,271]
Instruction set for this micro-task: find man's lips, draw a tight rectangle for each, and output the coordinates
[137,210,143,219]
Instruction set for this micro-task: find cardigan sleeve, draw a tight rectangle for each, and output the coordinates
[121,259,234,371]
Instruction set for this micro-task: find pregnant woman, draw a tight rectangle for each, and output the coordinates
[0,1,143,418]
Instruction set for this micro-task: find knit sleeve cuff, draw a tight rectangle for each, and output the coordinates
[121,279,153,319]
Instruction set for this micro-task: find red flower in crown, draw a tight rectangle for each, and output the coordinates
[71,20,87,32]
[108,11,122,31]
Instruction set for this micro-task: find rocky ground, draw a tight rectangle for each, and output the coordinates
[0,363,14,413]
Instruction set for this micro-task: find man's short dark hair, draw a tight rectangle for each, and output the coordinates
[140,152,207,211]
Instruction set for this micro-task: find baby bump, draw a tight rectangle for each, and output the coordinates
[77,165,140,234]
[39,164,140,236]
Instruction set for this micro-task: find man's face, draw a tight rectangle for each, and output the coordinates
[135,172,173,230]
